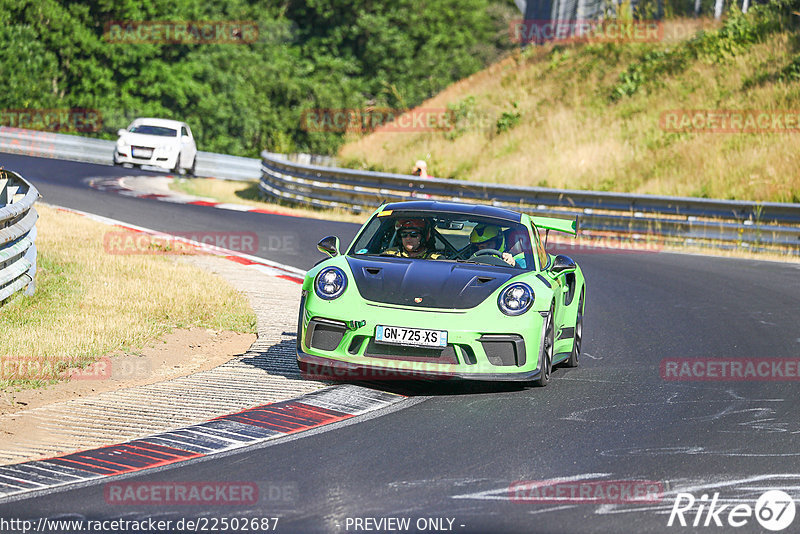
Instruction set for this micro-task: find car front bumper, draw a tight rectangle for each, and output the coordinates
[296,292,549,382]
[114,146,178,170]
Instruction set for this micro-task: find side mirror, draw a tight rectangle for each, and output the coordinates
[117,129,127,136]
[550,254,576,276]
[317,236,340,257]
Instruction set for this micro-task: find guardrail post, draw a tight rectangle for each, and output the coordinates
[24,225,37,296]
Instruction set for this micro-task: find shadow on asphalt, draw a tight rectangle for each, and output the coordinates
[239,336,571,397]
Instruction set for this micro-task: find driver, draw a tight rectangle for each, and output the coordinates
[384,218,443,259]
[469,223,516,266]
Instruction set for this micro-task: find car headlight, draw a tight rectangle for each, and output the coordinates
[498,282,534,316]
[116,138,127,147]
[314,267,347,300]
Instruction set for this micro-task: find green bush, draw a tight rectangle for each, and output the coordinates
[495,102,521,134]
[610,0,795,101]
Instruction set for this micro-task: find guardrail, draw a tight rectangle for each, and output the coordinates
[260,151,800,254]
[1,126,796,254]
[0,170,39,305]
[0,127,264,181]
[0,127,338,181]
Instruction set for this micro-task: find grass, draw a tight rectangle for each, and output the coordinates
[0,204,257,391]
[338,6,800,204]
[170,178,369,223]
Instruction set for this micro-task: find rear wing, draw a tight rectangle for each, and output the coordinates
[530,215,579,236]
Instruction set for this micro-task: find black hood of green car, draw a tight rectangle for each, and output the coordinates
[345,256,517,310]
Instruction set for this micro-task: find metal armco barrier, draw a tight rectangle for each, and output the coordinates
[0,127,338,181]
[0,127,262,181]
[260,151,800,254]
[0,170,39,305]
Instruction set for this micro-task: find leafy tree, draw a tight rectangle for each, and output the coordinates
[0,0,516,155]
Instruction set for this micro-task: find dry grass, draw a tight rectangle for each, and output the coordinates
[340,18,800,203]
[0,204,256,390]
[170,178,369,224]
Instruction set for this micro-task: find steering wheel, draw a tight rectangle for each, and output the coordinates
[472,248,503,257]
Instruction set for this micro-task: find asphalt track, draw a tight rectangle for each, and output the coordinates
[2,153,800,533]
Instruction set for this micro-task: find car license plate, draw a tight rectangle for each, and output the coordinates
[132,147,153,158]
[375,325,448,348]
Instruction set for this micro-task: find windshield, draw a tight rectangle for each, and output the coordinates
[349,211,535,269]
[129,125,178,137]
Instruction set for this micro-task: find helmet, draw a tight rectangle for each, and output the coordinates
[396,218,427,232]
[470,224,504,249]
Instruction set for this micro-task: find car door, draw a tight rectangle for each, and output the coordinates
[180,125,196,165]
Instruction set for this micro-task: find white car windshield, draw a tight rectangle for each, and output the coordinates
[129,125,178,137]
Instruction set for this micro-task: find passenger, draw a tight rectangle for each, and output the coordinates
[383,218,443,259]
[469,223,517,266]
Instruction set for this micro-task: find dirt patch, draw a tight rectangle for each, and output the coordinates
[0,327,255,419]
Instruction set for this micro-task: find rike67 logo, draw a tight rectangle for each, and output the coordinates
[668,490,795,531]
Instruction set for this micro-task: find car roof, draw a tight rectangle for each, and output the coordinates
[382,200,522,223]
[130,118,187,129]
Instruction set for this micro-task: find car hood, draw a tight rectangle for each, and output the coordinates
[119,132,179,147]
[345,256,516,309]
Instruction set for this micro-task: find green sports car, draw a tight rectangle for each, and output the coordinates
[296,201,585,384]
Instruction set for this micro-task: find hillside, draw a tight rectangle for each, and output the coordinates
[339,3,800,203]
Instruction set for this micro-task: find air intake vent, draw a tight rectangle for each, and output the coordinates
[364,341,458,364]
[305,318,347,351]
[479,335,526,366]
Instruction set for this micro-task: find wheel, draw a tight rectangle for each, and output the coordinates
[472,248,502,258]
[188,156,197,176]
[533,305,554,387]
[565,290,584,368]
[172,152,182,174]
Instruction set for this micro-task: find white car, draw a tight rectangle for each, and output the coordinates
[113,118,197,175]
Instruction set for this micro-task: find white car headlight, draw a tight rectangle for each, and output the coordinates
[314,267,347,300]
[498,282,534,316]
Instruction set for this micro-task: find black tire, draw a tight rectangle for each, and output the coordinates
[533,305,554,387]
[172,152,182,174]
[565,290,584,368]
[188,156,197,176]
